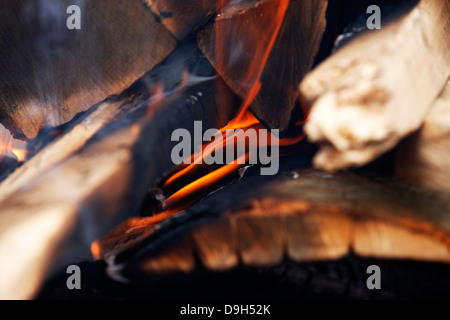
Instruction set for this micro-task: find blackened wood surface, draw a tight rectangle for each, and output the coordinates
[96,166,450,282]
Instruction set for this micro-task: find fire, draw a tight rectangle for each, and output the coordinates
[91,0,305,259]
[11,148,28,162]
[0,124,28,163]
[150,0,305,215]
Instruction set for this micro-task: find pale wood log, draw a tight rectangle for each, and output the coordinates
[0,100,123,203]
[300,0,450,171]
[0,120,136,300]
[0,0,176,138]
[396,80,450,191]
[198,0,328,133]
[0,78,236,299]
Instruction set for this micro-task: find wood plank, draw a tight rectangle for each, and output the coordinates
[198,0,328,133]
[395,80,450,191]
[300,0,450,171]
[0,0,176,138]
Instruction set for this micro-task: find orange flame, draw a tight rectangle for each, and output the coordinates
[0,125,29,163]
[149,0,305,216]
[11,148,28,162]
[91,0,306,260]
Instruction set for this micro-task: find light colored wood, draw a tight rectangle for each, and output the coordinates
[300,0,450,171]
[354,217,450,262]
[396,81,450,191]
[0,100,123,203]
[0,115,136,300]
[0,79,235,299]
[0,0,176,138]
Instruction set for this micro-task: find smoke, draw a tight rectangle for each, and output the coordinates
[18,0,84,55]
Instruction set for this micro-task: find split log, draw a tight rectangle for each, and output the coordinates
[396,80,450,191]
[0,71,238,300]
[0,100,123,202]
[95,168,450,281]
[0,94,138,300]
[300,0,450,171]
[198,0,328,134]
[0,0,176,138]
[143,0,216,41]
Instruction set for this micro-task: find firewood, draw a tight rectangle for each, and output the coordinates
[234,215,284,267]
[0,100,123,203]
[96,169,450,282]
[396,80,450,191]
[0,0,176,138]
[191,217,238,271]
[143,0,216,40]
[198,0,328,134]
[0,77,237,299]
[300,0,450,171]
[140,234,196,275]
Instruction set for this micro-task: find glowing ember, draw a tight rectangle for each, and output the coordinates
[0,124,28,163]
[11,148,28,162]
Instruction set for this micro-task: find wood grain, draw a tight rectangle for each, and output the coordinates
[234,214,285,267]
[0,78,237,299]
[0,0,176,138]
[191,217,238,271]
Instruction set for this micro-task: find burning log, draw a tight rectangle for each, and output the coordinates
[0,95,139,300]
[0,100,124,203]
[0,0,176,138]
[300,0,450,171]
[396,80,450,191]
[94,169,450,281]
[0,66,238,300]
[198,0,328,133]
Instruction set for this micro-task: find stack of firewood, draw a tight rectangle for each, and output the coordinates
[0,0,448,299]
